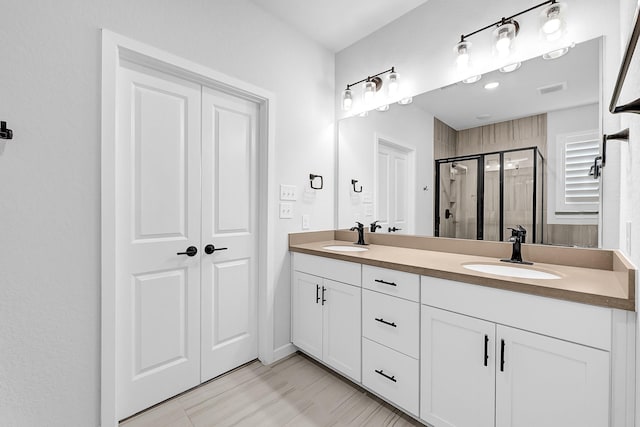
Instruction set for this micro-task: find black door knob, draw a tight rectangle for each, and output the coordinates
[204,244,228,254]
[176,246,198,257]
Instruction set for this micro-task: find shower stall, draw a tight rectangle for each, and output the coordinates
[434,147,544,243]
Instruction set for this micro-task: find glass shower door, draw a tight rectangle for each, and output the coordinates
[436,158,479,239]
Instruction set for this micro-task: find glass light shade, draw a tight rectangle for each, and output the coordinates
[499,62,521,73]
[387,72,400,98]
[542,46,569,60]
[341,88,353,111]
[493,21,517,57]
[454,40,471,70]
[540,3,566,41]
[363,80,376,105]
[398,97,413,105]
[376,104,390,112]
[462,75,482,84]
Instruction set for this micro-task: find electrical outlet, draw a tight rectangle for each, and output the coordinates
[280,184,297,201]
[279,202,293,219]
[302,214,310,230]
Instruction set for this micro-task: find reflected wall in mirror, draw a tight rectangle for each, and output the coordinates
[338,37,602,247]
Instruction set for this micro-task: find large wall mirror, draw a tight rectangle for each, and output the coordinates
[338,37,602,247]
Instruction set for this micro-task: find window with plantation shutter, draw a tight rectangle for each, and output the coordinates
[556,130,600,213]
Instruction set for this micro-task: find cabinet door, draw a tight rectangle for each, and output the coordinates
[496,325,609,427]
[292,271,323,360]
[323,279,361,382]
[421,306,496,427]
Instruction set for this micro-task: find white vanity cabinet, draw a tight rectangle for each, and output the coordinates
[361,265,420,416]
[421,277,611,427]
[292,253,362,382]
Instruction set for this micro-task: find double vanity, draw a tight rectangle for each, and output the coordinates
[289,230,636,427]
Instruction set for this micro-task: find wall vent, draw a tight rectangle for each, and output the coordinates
[537,82,567,95]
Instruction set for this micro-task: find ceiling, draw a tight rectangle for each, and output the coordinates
[248,0,431,52]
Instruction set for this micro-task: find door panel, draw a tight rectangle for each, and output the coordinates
[116,66,202,420]
[200,87,258,382]
[495,325,609,427]
[322,280,361,382]
[377,141,411,233]
[133,85,188,239]
[292,272,323,359]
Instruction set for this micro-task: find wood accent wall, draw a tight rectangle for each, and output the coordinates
[546,224,599,248]
[433,118,457,159]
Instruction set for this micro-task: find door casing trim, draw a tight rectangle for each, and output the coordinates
[100,29,276,427]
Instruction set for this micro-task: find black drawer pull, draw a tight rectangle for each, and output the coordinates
[500,339,505,372]
[316,284,320,304]
[374,317,397,327]
[374,279,397,287]
[321,286,326,306]
[375,369,397,383]
[484,335,489,367]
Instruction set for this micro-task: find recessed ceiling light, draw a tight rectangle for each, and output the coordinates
[499,62,521,73]
[484,82,500,90]
[398,97,413,105]
[476,114,492,120]
[462,75,482,84]
[542,46,570,60]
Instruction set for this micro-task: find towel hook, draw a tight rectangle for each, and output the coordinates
[351,179,363,193]
[309,174,323,190]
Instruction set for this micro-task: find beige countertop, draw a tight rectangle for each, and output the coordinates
[289,232,636,311]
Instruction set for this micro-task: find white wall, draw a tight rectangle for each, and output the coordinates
[546,103,600,224]
[336,0,624,249]
[0,1,334,425]
[337,105,434,235]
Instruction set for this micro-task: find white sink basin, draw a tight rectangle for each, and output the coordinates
[323,245,368,252]
[463,263,561,280]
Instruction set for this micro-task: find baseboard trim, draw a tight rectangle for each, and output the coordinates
[272,343,297,363]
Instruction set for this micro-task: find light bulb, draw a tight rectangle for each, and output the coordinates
[387,72,400,98]
[540,3,566,41]
[341,88,353,111]
[363,80,376,105]
[493,21,518,57]
[454,40,471,70]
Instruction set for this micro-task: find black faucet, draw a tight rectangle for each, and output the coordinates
[501,225,533,265]
[350,222,367,245]
[370,221,381,233]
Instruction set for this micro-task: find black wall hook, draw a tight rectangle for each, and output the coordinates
[309,174,323,190]
[0,121,13,140]
[351,179,363,193]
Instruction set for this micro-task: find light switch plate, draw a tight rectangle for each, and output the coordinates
[279,202,293,219]
[302,214,310,230]
[280,184,297,201]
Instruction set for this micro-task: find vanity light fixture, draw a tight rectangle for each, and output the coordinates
[341,66,400,111]
[499,62,522,73]
[454,1,567,68]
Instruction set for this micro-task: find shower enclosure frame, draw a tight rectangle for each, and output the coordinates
[434,146,544,243]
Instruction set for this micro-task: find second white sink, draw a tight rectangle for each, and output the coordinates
[463,263,560,280]
[323,245,368,252]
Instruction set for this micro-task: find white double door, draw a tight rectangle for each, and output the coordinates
[115,64,258,419]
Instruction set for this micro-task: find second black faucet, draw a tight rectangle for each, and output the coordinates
[350,222,367,245]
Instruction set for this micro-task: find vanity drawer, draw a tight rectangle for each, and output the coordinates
[362,289,419,358]
[292,252,361,286]
[362,265,419,302]
[362,337,419,416]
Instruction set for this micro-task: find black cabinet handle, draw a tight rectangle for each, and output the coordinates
[500,339,505,372]
[388,226,402,232]
[374,317,397,328]
[204,244,228,254]
[321,286,326,305]
[177,246,197,257]
[316,284,320,304]
[484,335,489,367]
[375,369,397,383]
[374,279,397,287]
